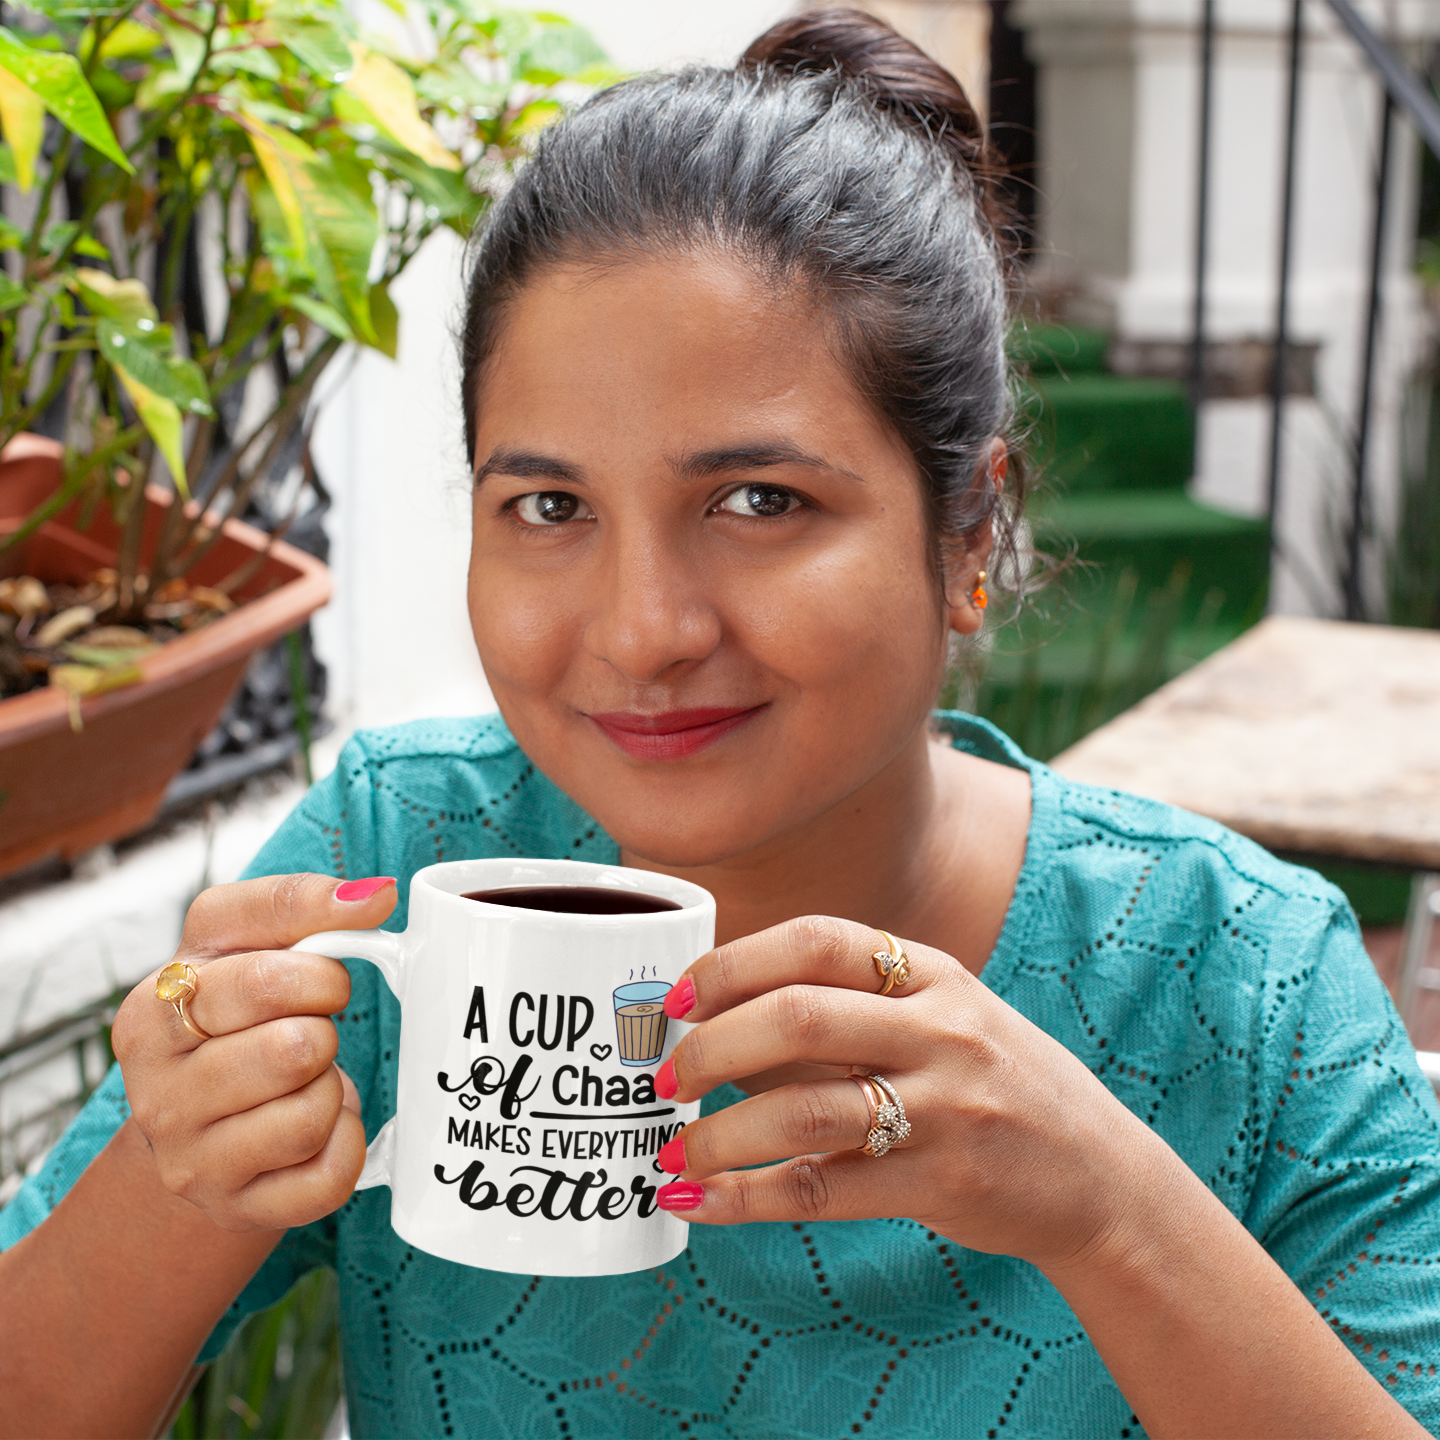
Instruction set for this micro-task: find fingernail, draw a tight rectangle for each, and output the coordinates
[657,1132,686,1174]
[655,1181,703,1212]
[665,976,695,1019]
[335,876,396,903]
[655,1058,678,1100]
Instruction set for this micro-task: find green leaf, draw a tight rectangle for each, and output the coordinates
[243,111,380,344]
[91,18,163,62]
[0,141,16,183]
[17,0,127,20]
[270,16,353,81]
[109,368,186,494]
[0,214,21,248]
[0,26,132,173]
[0,62,44,190]
[244,116,311,256]
[413,58,506,114]
[506,96,560,138]
[73,232,109,259]
[447,0,498,24]
[225,90,312,129]
[87,63,133,112]
[378,145,476,221]
[159,22,206,88]
[41,220,80,254]
[133,63,187,109]
[51,659,146,704]
[63,640,157,666]
[283,291,353,341]
[368,279,397,359]
[513,20,606,80]
[96,317,212,416]
[212,43,282,80]
[342,44,459,171]
[74,267,157,321]
[305,153,381,344]
[0,272,29,312]
[244,168,298,272]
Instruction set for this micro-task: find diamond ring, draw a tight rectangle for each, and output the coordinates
[872,930,912,996]
[849,1073,911,1157]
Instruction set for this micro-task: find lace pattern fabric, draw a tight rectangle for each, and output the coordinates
[4,712,1438,1438]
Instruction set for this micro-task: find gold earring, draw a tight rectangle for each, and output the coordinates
[970,569,988,610]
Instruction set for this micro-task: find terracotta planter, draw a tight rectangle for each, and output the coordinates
[0,435,331,877]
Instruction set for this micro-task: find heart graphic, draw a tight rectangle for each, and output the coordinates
[590,1043,613,1062]
[458,1093,481,1111]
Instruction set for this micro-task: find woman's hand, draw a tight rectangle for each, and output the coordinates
[654,916,1430,1439]
[650,914,1164,1271]
[110,872,397,1233]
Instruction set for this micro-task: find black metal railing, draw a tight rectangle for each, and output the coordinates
[1190,0,1440,621]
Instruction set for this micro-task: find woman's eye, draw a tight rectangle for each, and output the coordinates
[512,491,593,526]
[717,484,802,518]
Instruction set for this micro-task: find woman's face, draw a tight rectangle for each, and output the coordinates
[467,252,976,868]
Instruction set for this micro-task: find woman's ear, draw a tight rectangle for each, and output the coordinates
[944,439,1006,636]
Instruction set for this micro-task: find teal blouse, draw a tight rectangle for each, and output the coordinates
[5,713,1439,1437]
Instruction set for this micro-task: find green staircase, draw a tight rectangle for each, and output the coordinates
[966,324,1270,759]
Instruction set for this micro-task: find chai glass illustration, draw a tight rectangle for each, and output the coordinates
[612,980,673,1066]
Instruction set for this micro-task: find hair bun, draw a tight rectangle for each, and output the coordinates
[741,6,1015,266]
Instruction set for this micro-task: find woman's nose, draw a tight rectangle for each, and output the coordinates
[583,535,722,684]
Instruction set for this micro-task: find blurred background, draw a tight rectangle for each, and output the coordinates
[3,1,1440,1433]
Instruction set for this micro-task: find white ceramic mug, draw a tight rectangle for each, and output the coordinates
[295,858,714,1277]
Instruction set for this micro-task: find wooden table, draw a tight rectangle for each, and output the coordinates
[1051,616,1440,1027]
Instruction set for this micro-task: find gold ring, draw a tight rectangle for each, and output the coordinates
[871,930,911,996]
[156,962,211,1040]
[849,1072,880,1147]
[854,1073,910,1158]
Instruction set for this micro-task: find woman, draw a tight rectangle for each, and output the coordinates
[2,11,1436,1437]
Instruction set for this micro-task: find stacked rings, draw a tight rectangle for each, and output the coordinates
[848,1073,911,1157]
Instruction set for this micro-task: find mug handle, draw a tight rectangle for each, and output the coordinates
[293,927,406,997]
[292,926,408,1191]
[355,1114,396,1192]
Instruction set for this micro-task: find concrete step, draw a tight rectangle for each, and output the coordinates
[1010,323,1111,377]
[1029,492,1270,628]
[1024,373,1195,494]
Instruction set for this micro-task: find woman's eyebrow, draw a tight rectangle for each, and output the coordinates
[474,448,586,488]
[671,441,845,480]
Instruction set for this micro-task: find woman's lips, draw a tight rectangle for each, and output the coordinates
[587,706,767,761]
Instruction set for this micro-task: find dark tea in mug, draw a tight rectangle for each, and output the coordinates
[462,885,681,916]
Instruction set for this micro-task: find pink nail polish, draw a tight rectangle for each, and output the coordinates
[654,1058,677,1100]
[665,976,695,1020]
[657,1133,686,1174]
[656,1181,703,1212]
[335,876,397,903]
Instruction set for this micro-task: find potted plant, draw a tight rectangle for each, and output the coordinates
[0,0,611,875]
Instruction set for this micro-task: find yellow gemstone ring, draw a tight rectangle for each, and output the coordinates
[155,962,211,1041]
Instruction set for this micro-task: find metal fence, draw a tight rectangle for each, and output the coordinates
[1189,0,1440,622]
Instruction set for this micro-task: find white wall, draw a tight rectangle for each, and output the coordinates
[549,0,791,73]
[310,229,484,736]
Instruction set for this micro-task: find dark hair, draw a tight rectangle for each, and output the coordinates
[460,7,1020,582]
